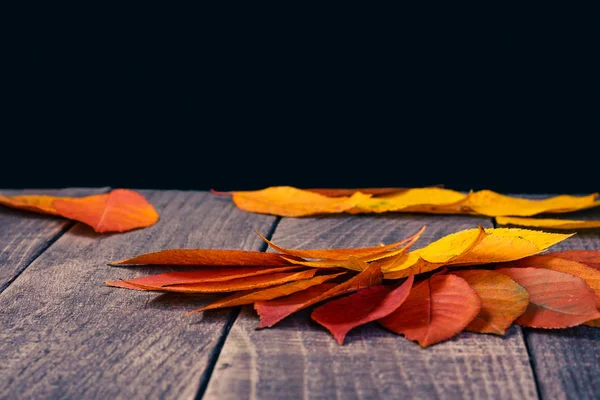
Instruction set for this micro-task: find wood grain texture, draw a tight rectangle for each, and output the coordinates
[205,214,539,400]
[521,205,600,400]
[0,188,109,293]
[0,191,277,400]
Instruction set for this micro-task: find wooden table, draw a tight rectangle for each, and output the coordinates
[1,188,599,399]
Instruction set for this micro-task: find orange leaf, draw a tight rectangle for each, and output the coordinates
[188,272,346,313]
[232,186,371,217]
[548,249,600,270]
[494,267,600,328]
[256,225,426,261]
[109,269,318,293]
[110,249,293,267]
[52,189,159,233]
[0,194,60,215]
[255,257,383,327]
[379,274,481,347]
[383,227,572,278]
[311,274,414,344]
[451,270,529,335]
[106,266,304,288]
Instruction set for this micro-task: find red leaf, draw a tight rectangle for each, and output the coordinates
[549,249,600,270]
[110,249,293,267]
[53,189,159,233]
[379,274,481,347]
[452,270,529,335]
[494,267,600,328]
[107,269,317,293]
[188,272,347,313]
[254,257,383,327]
[105,266,303,288]
[311,274,414,344]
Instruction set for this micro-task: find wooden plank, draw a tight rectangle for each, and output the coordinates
[0,188,109,293]
[519,205,600,400]
[205,214,539,399]
[0,190,278,399]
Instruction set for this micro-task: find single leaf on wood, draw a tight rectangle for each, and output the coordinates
[256,225,426,261]
[53,189,159,233]
[494,267,600,328]
[467,190,599,217]
[231,186,372,217]
[311,274,414,344]
[105,266,304,288]
[502,254,600,327]
[108,269,318,293]
[379,274,481,347]
[188,273,346,313]
[547,249,600,270]
[255,257,383,328]
[0,194,60,215]
[110,249,293,267]
[451,270,529,335]
[497,216,600,230]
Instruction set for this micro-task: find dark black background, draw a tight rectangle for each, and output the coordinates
[2,8,598,194]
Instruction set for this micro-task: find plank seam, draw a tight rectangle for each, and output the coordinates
[0,221,76,295]
[494,216,542,400]
[195,216,282,399]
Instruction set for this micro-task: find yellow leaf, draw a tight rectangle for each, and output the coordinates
[350,187,468,214]
[231,186,371,217]
[497,216,600,230]
[383,227,573,278]
[466,190,598,217]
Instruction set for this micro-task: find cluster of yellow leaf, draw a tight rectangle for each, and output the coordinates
[226,187,600,229]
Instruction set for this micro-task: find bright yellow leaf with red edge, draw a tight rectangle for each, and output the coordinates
[383,227,572,278]
[0,194,60,215]
[496,216,600,230]
[467,190,598,217]
[231,186,371,217]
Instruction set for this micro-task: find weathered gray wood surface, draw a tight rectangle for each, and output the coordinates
[205,214,539,399]
[0,190,277,399]
[517,206,600,400]
[0,188,108,293]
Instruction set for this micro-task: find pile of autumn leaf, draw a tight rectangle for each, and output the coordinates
[222,186,600,229]
[107,226,600,347]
